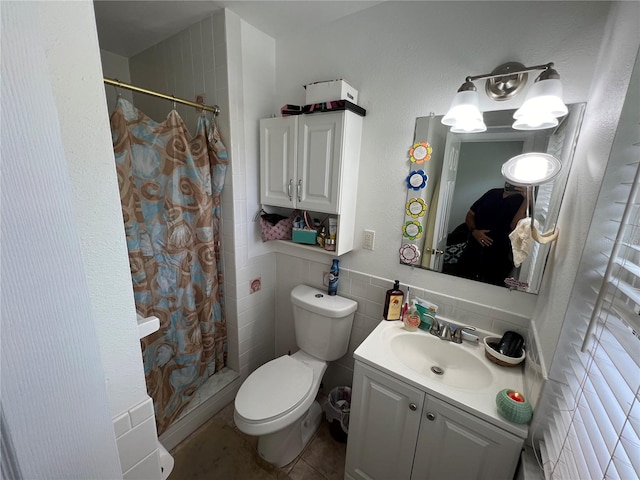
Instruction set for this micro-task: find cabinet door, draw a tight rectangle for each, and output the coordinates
[260,117,296,207]
[346,362,424,480]
[296,113,343,213]
[411,395,523,480]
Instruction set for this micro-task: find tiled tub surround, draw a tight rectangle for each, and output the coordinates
[274,254,540,404]
[112,396,163,479]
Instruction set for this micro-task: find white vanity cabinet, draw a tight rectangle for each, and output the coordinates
[411,395,523,480]
[346,361,424,480]
[345,361,524,480]
[259,110,363,255]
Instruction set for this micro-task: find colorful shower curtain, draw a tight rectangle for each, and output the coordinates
[111,97,228,434]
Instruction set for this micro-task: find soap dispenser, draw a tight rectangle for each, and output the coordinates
[383,280,404,320]
[403,300,421,332]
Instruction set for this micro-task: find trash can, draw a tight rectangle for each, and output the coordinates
[324,386,351,443]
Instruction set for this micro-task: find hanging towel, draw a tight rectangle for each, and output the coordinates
[509,217,537,267]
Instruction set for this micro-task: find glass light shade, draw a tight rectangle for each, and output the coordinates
[501,152,562,186]
[442,90,487,133]
[513,78,568,120]
[512,113,558,130]
[451,117,487,133]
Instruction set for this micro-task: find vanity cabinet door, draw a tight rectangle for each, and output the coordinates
[260,116,297,208]
[411,395,523,480]
[346,362,424,480]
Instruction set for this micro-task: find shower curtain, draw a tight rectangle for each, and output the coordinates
[111,97,228,434]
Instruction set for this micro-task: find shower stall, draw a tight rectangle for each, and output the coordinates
[99,10,244,450]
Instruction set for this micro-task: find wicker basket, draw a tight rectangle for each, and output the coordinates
[484,349,521,367]
[483,336,525,367]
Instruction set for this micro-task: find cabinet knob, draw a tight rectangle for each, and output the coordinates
[426,412,436,421]
[288,179,293,201]
[409,403,417,411]
[297,179,302,202]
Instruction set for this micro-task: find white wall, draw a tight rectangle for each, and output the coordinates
[224,10,279,378]
[248,1,640,388]
[1,2,126,478]
[40,3,149,419]
[270,1,612,318]
[34,1,164,477]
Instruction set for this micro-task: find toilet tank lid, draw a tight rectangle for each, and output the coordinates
[290,285,358,318]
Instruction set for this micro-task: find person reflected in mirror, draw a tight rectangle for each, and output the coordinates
[455,182,529,286]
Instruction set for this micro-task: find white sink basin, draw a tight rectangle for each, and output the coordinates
[389,331,493,390]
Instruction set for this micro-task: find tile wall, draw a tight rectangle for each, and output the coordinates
[274,254,533,394]
[112,396,162,479]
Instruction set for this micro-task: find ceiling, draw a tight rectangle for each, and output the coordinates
[94,1,384,57]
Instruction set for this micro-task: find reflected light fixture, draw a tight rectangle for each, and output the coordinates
[502,152,563,244]
[501,152,562,186]
[442,62,568,132]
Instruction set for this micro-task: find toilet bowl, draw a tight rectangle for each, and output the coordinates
[234,285,357,467]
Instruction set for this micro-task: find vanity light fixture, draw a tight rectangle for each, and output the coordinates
[442,62,568,132]
[441,80,487,133]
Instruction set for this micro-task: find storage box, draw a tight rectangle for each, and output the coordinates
[304,79,358,105]
[292,228,318,245]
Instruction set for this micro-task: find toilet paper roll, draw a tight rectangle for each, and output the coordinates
[157,442,174,480]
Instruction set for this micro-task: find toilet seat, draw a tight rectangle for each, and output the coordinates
[235,355,313,423]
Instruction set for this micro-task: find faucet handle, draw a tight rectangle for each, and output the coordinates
[429,317,441,336]
[451,325,476,344]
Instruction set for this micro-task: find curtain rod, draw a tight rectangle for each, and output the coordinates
[104,77,220,116]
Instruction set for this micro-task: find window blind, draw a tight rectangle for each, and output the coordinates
[537,127,640,479]
[538,152,639,480]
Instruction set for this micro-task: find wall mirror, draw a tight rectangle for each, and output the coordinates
[400,104,585,294]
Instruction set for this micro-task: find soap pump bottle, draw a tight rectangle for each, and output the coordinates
[383,280,404,320]
[403,300,421,332]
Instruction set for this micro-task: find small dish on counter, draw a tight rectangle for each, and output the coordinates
[483,336,525,367]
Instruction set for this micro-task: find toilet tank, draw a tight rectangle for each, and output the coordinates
[290,285,358,361]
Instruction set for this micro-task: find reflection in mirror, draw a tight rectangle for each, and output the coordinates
[400,104,585,294]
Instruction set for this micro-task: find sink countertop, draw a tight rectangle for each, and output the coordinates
[354,320,529,439]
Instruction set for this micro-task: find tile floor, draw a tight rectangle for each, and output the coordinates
[169,396,347,479]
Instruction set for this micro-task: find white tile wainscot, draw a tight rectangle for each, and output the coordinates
[113,396,163,479]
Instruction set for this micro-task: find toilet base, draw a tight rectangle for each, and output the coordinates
[257,400,323,468]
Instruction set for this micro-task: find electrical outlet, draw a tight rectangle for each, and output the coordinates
[363,229,375,250]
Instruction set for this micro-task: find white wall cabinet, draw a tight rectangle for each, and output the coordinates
[259,110,363,255]
[345,362,524,480]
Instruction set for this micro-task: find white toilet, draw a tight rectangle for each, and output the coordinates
[234,284,358,467]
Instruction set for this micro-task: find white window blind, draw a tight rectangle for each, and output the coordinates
[537,131,640,478]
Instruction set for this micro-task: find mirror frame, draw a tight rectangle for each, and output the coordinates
[400,103,585,294]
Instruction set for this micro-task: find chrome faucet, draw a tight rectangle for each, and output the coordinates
[429,318,476,343]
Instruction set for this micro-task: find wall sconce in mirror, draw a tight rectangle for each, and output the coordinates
[502,152,562,247]
[442,62,567,133]
[501,152,562,186]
